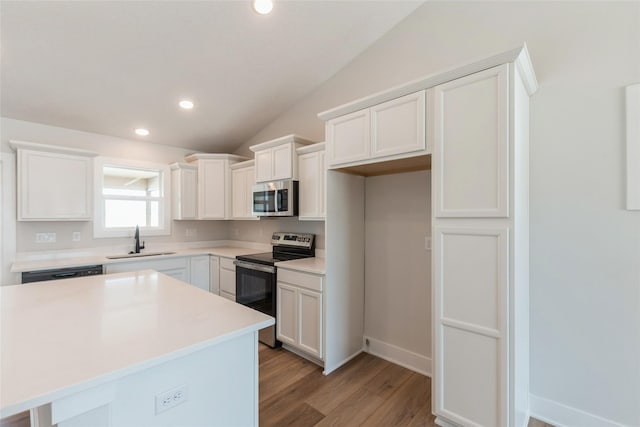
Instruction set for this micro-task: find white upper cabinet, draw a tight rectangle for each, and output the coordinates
[371,91,426,159]
[250,134,316,183]
[184,153,247,220]
[297,143,326,220]
[10,140,98,221]
[325,90,427,168]
[326,109,370,166]
[170,163,197,220]
[432,64,509,218]
[231,160,257,220]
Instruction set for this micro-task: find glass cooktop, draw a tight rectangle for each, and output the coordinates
[236,252,310,266]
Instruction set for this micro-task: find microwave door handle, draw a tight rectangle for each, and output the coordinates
[274,188,279,211]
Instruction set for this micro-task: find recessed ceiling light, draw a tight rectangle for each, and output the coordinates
[179,100,194,110]
[135,128,150,136]
[253,0,273,15]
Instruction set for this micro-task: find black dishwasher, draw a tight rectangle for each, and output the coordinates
[21,265,103,283]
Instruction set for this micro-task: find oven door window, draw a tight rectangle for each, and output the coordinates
[236,266,275,316]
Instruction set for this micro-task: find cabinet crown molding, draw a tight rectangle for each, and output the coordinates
[317,44,538,122]
[170,162,197,170]
[296,142,326,155]
[249,134,317,152]
[230,159,255,170]
[9,140,99,157]
[183,153,248,163]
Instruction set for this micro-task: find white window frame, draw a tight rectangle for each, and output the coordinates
[93,157,171,238]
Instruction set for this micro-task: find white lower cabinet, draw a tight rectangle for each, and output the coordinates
[105,255,211,292]
[219,256,236,301]
[276,268,323,360]
[210,256,220,295]
[105,257,190,281]
[189,255,210,292]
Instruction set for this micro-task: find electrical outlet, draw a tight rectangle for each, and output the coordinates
[155,385,187,414]
[185,228,196,237]
[72,232,81,242]
[36,232,56,243]
[424,236,431,251]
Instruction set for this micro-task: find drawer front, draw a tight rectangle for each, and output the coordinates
[278,268,323,292]
[220,257,236,271]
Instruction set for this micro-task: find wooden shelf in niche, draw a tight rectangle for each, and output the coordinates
[333,154,431,177]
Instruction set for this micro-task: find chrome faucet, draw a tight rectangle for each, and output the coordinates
[133,225,145,254]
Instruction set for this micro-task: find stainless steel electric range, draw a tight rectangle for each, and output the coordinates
[234,232,315,348]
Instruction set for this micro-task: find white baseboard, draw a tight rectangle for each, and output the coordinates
[363,336,431,377]
[530,394,629,427]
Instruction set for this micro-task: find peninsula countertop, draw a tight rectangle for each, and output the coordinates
[0,270,274,418]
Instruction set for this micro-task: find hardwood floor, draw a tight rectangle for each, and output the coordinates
[259,344,555,427]
[0,345,554,427]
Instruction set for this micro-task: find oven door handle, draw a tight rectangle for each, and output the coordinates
[234,260,276,274]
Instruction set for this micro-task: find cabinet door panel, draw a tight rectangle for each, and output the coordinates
[318,151,326,218]
[220,268,236,295]
[210,256,220,294]
[371,91,426,159]
[277,283,297,346]
[272,144,292,180]
[199,160,225,219]
[255,150,272,183]
[160,268,188,282]
[441,326,501,427]
[434,227,508,427]
[327,109,370,167]
[433,64,509,217]
[20,150,92,220]
[298,152,319,218]
[231,168,246,218]
[298,288,322,359]
[189,255,210,291]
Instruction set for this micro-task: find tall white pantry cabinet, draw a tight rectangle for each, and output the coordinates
[432,57,536,427]
[319,46,537,427]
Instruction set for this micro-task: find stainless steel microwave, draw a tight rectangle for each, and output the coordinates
[252,180,299,217]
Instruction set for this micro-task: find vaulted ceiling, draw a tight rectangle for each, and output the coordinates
[1,1,422,152]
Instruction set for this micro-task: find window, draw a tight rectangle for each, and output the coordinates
[94,158,171,238]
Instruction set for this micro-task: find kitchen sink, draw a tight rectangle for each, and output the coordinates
[105,252,176,260]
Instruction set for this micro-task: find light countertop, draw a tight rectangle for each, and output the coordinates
[276,257,326,275]
[10,246,263,274]
[0,270,274,418]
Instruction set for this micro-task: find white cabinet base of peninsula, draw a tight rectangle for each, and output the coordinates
[32,333,260,427]
[276,268,323,361]
[2,271,272,427]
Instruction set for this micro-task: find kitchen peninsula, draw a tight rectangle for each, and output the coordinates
[0,270,273,427]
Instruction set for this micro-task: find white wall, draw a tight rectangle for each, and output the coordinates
[235,2,640,425]
[364,171,431,375]
[228,218,325,250]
